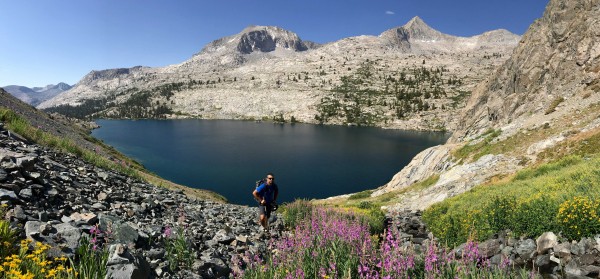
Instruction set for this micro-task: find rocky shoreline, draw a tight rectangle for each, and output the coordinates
[0,122,281,278]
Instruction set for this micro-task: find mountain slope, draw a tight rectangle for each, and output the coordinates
[38,19,519,131]
[454,0,600,141]
[3,82,72,106]
[358,0,600,211]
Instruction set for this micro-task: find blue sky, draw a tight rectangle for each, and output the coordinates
[0,0,548,88]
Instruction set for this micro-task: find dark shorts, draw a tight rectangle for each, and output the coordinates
[258,204,272,218]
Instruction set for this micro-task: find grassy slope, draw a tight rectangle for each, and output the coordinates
[316,99,600,246]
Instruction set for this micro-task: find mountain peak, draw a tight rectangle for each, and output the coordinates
[197,25,313,58]
[405,16,427,28]
[402,16,443,41]
[236,25,309,54]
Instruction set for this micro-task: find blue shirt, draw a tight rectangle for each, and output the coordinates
[256,182,278,204]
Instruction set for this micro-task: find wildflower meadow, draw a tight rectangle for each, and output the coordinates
[233,201,540,279]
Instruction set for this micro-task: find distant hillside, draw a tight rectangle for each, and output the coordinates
[38,17,519,131]
[3,82,71,106]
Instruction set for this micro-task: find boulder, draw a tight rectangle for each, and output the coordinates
[69,212,98,224]
[478,238,502,259]
[25,220,44,238]
[105,244,151,279]
[0,189,18,201]
[537,232,558,254]
[99,214,140,246]
[53,223,82,251]
[515,239,537,261]
[213,229,235,245]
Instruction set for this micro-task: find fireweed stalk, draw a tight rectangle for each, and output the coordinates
[234,206,372,279]
[235,204,542,279]
[70,224,110,279]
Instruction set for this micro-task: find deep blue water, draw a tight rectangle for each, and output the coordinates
[91,119,449,206]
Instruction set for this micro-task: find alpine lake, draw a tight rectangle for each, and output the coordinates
[91,119,449,206]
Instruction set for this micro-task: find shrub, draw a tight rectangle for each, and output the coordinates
[510,195,559,238]
[424,154,600,246]
[357,201,373,209]
[557,196,600,240]
[484,196,516,234]
[361,208,386,236]
[349,190,373,200]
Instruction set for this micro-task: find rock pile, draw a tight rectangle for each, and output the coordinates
[0,123,280,278]
[388,210,600,278]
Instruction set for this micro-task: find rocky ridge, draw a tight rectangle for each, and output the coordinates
[0,123,279,278]
[454,0,600,141]
[38,17,519,131]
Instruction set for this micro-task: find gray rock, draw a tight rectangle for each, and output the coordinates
[579,254,596,266]
[146,248,165,260]
[536,232,558,254]
[236,235,248,243]
[61,215,72,223]
[14,155,36,169]
[12,205,27,220]
[53,223,81,251]
[97,172,109,181]
[501,246,514,256]
[478,238,502,259]
[98,192,108,201]
[99,214,139,246]
[213,229,235,245]
[515,239,537,261]
[105,244,151,279]
[91,202,107,210]
[571,240,585,255]
[0,168,7,181]
[25,220,44,238]
[0,183,20,192]
[38,211,48,222]
[45,188,58,197]
[18,188,33,200]
[0,189,18,201]
[534,254,554,273]
[565,260,587,277]
[554,242,572,261]
[69,212,98,224]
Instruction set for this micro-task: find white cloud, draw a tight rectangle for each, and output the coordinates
[385,11,395,15]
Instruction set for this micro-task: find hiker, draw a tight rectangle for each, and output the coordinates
[252,173,279,231]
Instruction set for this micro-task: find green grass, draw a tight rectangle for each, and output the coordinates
[348,190,373,200]
[453,129,502,161]
[316,174,440,210]
[423,154,600,246]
